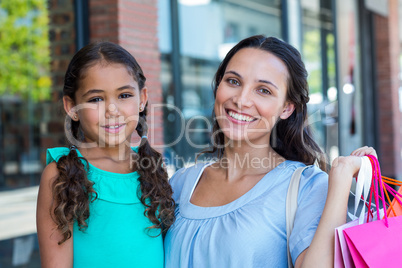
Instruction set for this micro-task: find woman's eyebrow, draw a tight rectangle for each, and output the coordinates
[224,70,242,78]
[258,79,278,90]
[225,70,278,90]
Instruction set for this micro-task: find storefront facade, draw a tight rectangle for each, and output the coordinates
[0,0,401,265]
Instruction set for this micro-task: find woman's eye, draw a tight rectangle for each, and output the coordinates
[119,93,133,99]
[88,97,103,102]
[227,79,240,86]
[258,88,271,95]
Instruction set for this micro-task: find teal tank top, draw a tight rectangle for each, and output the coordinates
[46,147,163,268]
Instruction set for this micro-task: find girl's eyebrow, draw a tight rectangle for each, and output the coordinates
[117,85,137,92]
[224,70,278,90]
[82,89,103,97]
[82,85,136,97]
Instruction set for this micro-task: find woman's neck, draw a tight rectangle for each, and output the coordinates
[216,142,286,179]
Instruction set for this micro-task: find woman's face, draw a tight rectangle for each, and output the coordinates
[214,48,295,147]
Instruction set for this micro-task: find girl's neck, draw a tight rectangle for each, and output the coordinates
[78,143,133,163]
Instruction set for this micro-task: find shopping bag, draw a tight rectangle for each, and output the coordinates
[343,215,402,268]
[334,156,373,268]
[334,211,381,268]
[387,186,402,217]
[334,219,357,268]
[341,155,402,268]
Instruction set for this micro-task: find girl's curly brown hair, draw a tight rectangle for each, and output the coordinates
[52,42,175,244]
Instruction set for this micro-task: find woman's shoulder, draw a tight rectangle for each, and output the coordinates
[280,160,328,188]
[282,160,327,177]
[169,162,212,202]
[286,161,328,195]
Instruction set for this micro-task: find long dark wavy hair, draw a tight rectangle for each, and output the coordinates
[52,42,175,244]
[201,35,327,170]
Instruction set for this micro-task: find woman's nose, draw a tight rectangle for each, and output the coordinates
[232,88,253,109]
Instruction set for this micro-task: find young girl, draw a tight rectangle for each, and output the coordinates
[36,42,175,267]
[164,35,376,267]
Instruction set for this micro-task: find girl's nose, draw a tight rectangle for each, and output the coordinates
[105,103,119,118]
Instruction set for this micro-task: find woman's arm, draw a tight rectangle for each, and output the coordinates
[36,162,73,268]
[295,146,376,268]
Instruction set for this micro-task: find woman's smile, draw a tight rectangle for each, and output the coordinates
[226,109,257,124]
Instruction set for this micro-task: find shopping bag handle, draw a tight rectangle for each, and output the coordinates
[367,155,389,227]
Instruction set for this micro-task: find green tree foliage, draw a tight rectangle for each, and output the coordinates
[302,29,322,95]
[0,0,51,101]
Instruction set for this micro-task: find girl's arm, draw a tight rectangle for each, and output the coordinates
[36,162,73,268]
[294,146,376,268]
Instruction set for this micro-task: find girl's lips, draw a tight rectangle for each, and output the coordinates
[101,124,126,134]
[225,109,257,125]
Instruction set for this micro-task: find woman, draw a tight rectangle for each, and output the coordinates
[164,35,374,268]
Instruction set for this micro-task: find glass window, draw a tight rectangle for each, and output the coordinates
[0,1,50,266]
[335,0,363,156]
[300,0,338,161]
[0,0,51,190]
[159,0,282,167]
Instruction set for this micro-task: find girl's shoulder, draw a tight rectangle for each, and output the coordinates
[46,147,71,165]
[41,161,59,183]
[41,147,70,190]
[46,146,139,165]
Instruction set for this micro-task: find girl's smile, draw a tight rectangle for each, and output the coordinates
[101,123,126,133]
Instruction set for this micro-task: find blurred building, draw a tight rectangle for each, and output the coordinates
[0,0,402,266]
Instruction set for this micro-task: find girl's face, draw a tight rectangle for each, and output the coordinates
[64,62,147,147]
[214,48,295,146]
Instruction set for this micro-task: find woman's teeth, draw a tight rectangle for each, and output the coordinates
[228,111,254,122]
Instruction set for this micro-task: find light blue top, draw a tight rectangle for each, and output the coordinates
[47,147,163,268]
[164,160,328,268]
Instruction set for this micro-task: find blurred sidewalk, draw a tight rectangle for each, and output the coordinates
[0,186,38,241]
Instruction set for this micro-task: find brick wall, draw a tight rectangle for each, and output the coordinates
[375,0,402,179]
[89,0,164,149]
[41,0,76,160]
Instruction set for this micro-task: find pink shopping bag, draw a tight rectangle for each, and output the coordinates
[343,215,402,268]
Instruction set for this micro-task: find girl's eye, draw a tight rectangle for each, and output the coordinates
[258,88,271,95]
[119,93,133,99]
[88,97,103,102]
[227,78,240,86]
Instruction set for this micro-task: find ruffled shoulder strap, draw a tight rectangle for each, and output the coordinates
[46,147,71,165]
